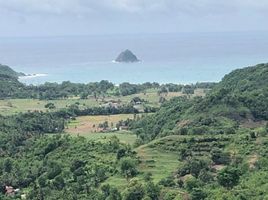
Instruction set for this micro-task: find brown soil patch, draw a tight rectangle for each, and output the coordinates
[240,119,267,129]
[66,114,136,135]
[211,164,225,171]
[248,154,258,169]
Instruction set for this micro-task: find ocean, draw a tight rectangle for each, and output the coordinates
[0,32,267,85]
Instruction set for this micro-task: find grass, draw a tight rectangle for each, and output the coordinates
[66,114,141,146]
[104,137,180,190]
[80,131,137,146]
[66,114,144,134]
[136,145,180,182]
[0,89,205,116]
[0,98,99,115]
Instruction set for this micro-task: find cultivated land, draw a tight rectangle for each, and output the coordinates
[66,114,141,145]
[66,114,139,134]
[105,137,180,189]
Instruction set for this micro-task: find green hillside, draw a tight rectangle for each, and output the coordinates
[0,64,24,78]
[128,63,268,199]
[132,63,268,142]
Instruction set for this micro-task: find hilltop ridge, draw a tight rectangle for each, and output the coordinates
[0,64,25,78]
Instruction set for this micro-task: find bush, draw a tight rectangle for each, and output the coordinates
[211,148,230,165]
[184,176,201,192]
[122,180,144,200]
[217,167,241,189]
[159,176,175,187]
[120,157,138,179]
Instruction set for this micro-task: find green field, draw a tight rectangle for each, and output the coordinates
[77,131,137,146]
[66,114,141,146]
[0,89,205,115]
[104,137,180,190]
[0,98,99,115]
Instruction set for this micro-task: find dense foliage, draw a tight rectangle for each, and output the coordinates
[129,63,268,199]
[0,63,267,199]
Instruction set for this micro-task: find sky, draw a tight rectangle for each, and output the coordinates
[0,0,267,37]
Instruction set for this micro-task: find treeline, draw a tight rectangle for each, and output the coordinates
[0,67,215,99]
[56,104,139,118]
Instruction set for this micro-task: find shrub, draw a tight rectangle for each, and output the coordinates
[217,167,241,189]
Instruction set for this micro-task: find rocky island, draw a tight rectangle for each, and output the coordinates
[115,49,140,63]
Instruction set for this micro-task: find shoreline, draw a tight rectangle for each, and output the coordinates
[19,73,48,80]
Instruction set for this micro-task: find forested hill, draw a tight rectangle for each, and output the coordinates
[0,64,25,78]
[132,63,268,142]
[207,63,268,119]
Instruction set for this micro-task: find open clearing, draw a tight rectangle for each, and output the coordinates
[82,131,137,146]
[66,114,143,134]
[0,98,99,115]
[66,114,142,145]
[105,141,180,189]
[136,145,180,182]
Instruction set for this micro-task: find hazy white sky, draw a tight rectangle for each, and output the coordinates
[0,0,267,37]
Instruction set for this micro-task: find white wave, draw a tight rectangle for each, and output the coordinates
[111,60,142,63]
[19,73,48,79]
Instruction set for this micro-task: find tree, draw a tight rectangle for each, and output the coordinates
[80,92,88,99]
[184,176,201,192]
[159,176,175,187]
[217,167,241,189]
[101,185,122,200]
[45,102,56,109]
[107,188,122,200]
[143,172,152,182]
[145,181,160,200]
[38,175,47,187]
[47,162,62,180]
[159,97,166,104]
[53,175,65,190]
[211,148,230,165]
[178,158,210,178]
[3,158,13,173]
[117,148,126,160]
[190,188,207,200]
[122,180,144,200]
[120,158,138,179]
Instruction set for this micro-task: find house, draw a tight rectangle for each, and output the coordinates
[5,186,15,196]
[102,102,120,109]
[119,126,129,131]
[5,186,20,197]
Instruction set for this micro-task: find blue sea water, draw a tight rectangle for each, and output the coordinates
[0,32,267,85]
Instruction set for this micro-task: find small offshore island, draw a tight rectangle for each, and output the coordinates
[115,49,140,63]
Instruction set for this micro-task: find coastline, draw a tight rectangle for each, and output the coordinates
[19,73,48,80]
